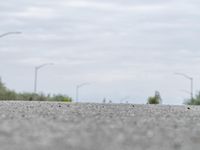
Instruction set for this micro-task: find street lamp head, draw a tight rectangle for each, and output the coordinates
[0,32,22,38]
[36,63,54,69]
[174,72,192,80]
[77,82,90,88]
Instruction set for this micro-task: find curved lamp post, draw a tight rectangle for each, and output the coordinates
[76,82,89,102]
[0,32,21,38]
[175,73,193,100]
[34,63,54,93]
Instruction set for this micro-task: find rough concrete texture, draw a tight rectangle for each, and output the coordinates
[0,101,199,150]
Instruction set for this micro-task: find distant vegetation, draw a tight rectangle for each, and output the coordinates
[147,91,162,104]
[0,79,72,102]
[185,92,200,105]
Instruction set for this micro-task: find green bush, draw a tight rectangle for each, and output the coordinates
[148,96,160,104]
[185,92,200,105]
[147,91,162,104]
[0,79,17,100]
[50,94,72,102]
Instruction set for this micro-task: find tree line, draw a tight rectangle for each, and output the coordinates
[0,78,72,102]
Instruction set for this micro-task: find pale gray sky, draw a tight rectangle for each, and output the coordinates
[1,0,200,104]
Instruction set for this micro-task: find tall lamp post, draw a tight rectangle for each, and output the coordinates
[34,63,54,93]
[76,82,89,102]
[0,32,21,38]
[175,73,193,100]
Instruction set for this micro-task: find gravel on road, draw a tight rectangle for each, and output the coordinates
[0,101,199,150]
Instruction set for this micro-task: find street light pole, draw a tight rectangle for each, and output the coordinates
[0,32,21,38]
[175,73,193,100]
[76,82,89,102]
[34,63,53,93]
[191,78,193,100]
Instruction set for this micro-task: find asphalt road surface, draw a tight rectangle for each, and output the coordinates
[0,101,199,150]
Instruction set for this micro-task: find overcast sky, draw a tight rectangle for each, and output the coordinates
[0,0,200,104]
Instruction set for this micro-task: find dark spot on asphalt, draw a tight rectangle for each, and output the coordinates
[173,124,178,129]
[132,104,135,107]
[58,105,61,108]
[187,107,190,110]
[173,142,182,149]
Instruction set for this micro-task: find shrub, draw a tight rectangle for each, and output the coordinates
[148,96,160,104]
[50,94,72,102]
[147,91,162,104]
[185,92,200,105]
[0,78,17,100]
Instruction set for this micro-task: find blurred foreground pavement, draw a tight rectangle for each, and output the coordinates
[0,101,199,150]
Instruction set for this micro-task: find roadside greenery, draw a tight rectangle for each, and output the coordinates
[147,91,162,104]
[185,92,200,105]
[0,79,72,102]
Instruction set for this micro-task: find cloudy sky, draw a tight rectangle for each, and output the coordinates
[0,0,200,104]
